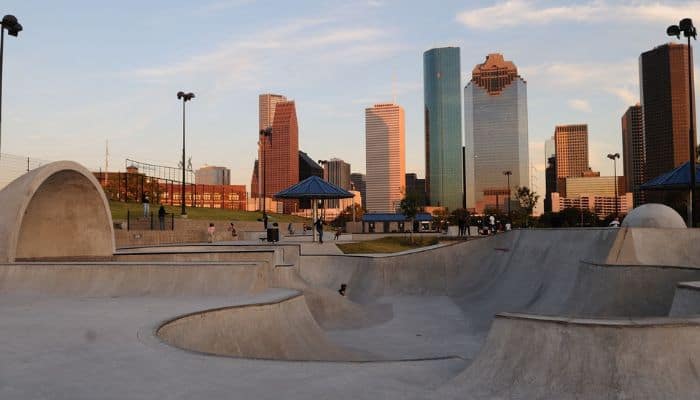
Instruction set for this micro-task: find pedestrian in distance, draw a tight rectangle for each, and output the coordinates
[207,223,216,243]
[227,222,238,239]
[315,218,324,244]
[489,215,496,235]
[142,194,150,218]
[334,227,342,240]
[158,204,166,230]
[609,217,621,228]
[288,222,294,235]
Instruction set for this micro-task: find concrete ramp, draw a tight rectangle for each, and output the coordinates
[156,291,376,361]
[670,282,700,316]
[436,313,700,400]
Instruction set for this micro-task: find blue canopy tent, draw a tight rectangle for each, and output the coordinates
[275,175,354,242]
[640,161,700,190]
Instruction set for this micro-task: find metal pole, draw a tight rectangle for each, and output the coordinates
[312,199,317,242]
[614,159,618,216]
[0,28,4,159]
[688,36,696,227]
[181,99,186,216]
[262,134,267,229]
[507,175,511,216]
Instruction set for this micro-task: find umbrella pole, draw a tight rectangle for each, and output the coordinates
[312,199,317,243]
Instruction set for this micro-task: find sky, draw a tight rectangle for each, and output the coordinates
[2,0,700,212]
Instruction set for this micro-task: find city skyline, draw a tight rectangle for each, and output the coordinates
[2,1,700,211]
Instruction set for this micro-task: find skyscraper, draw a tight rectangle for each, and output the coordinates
[298,150,323,209]
[323,158,351,208]
[405,173,427,206]
[365,103,405,213]
[261,100,299,213]
[350,173,367,208]
[464,53,528,213]
[424,47,463,210]
[544,137,556,213]
[621,104,646,207]
[640,43,696,184]
[554,124,589,187]
[195,166,231,185]
[259,93,287,131]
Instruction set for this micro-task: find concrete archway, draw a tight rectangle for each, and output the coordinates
[0,161,114,262]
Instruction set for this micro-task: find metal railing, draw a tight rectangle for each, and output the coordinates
[126,210,175,231]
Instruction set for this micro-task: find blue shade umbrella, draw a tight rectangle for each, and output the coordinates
[640,162,700,191]
[275,176,354,242]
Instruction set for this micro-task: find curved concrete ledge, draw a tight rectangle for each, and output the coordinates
[156,292,376,361]
[436,312,700,399]
[0,161,115,262]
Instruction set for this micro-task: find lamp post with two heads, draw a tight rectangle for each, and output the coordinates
[668,18,697,227]
[177,91,195,217]
[503,170,512,217]
[259,127,272,228]
[607,153,620,216]
[0,15,23,159]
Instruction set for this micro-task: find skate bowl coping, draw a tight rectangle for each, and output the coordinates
[0,161,115,262]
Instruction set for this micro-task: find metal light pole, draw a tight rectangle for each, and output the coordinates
[260,127,272,228]
[177,91,195,216]
[668,18,697,227]
[0,15,22,160]
[607,153,620,216]
[503,170,512,217]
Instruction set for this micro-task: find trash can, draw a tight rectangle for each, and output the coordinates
[266,227,279,242]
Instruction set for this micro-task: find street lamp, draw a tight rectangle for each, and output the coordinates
[259,127,272,228]
[503,170,512,217]
[607,153,620,216]
[177,91,195,216]
[668,18,697,227]
[0,15,23,159]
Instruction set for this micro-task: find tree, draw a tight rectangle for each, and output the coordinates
[400,193,420,241]
[515,186,539,227]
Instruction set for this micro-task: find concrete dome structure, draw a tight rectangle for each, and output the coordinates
[0,161,115,262]
[622,203,686,228]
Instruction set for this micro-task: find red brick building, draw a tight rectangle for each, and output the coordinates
[261,100,299,213]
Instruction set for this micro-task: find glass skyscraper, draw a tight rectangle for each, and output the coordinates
[464,53,528,214]
[423,47,463,210]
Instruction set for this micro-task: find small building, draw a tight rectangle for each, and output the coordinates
[361,212,434,233]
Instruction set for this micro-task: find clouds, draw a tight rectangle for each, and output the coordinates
[456,0,700,30]
[568,99,592,112]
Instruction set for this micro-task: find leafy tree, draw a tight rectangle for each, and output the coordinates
[330,204,365,228]
[515,186,539,227]
[400,193,420,241]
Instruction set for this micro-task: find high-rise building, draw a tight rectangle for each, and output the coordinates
[365,103,405,213]
[195,166,231,185]
[322,158,351,208]
[350,173,367,208]
[640,43,696,187]
[544,137,556,213]
[261,100,299,213]
[464,53,528,214]
[554,124,589,187]
[621,104,646,207]
[259,93,287,131]
[298,150,323,209]
[424,47,463,210]
[405,173,427,206]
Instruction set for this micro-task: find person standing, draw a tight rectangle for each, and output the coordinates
[158,205,166,230]
[227,222,238,239]
[142,194,150,218]
[315,218,324,244]
[489,214,496,235]
[207,223,216,243]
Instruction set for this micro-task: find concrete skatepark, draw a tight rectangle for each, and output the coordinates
[2,162,700,399]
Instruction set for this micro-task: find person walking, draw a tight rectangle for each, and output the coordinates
[207,223,216,243]
[315,218,324,244]
[142,194,150,219]
[158,205,166,230]
[489,215,496,235]
[227,222,238,239]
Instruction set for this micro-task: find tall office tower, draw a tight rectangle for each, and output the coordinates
[322,158,351,208]
[640,43,696,187]
[424,47,463,210]
[195,166,231,185]
[350,173,367,208]
[365,103,406,213]
[464,53,528,213]
[261,100,299,213]
[621,104,646,207]
[298,150,324,209]
[544,137,556,213]
[259,93,287,131]
[405,173,427,206]
[250,160,259,199]
[554,124,589,185]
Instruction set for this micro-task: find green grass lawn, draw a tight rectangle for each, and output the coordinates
[337,236,440,254]
[109,201,309,223]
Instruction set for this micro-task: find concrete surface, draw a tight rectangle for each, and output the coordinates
[2,164,700,400]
